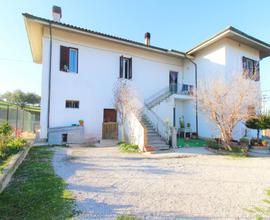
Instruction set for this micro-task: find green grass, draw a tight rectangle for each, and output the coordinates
[0,155,13,173]
[0,146,77,220]
[246,188,270,219]
[177,138,207,147]
[119,143,139,153]
[116,215,138,220]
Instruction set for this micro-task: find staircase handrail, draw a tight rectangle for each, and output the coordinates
[140,105,172,143]
[144,86,172,107]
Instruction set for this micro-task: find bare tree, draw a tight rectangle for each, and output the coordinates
[113,80,141,142]
[196,74,261,150]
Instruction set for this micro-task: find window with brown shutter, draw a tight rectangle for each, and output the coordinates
[60,46,78,73]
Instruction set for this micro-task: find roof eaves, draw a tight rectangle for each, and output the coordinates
[22,13,186,57]
[187,26,270,56]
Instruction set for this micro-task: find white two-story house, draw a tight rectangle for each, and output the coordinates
[23,7,270,150]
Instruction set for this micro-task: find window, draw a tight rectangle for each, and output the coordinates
[60,46,78,73]
[65,100,79,108]
[119,56,132,79]
[242,56,260,81]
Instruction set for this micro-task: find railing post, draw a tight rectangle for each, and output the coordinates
[171,127,177,148]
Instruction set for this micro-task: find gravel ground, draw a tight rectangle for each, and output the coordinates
[53,146,270,220]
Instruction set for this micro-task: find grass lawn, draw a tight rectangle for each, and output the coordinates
[177,138,207,147]
[0,146,77,219]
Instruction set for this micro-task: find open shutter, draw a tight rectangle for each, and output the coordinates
[60,46,69,71]
[119,56,123,78]
[242,56,248,78]
[128,57,132,79]
[254,61,260,81]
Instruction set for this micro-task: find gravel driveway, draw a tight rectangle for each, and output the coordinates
[53,146,270,219]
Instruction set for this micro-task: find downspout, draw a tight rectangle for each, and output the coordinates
[185,55,198,136]
[47,22,52,139]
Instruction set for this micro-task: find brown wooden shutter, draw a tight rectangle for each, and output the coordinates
[128,57,132,79]
[60,46,70,71]
[119,56,123,78]
[254,61,260,81]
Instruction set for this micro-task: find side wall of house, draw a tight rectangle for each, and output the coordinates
[39,28,184,140]
[193,38,261,139]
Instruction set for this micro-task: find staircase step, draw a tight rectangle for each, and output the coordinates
[148,140,168,145]
[148,144,170,150]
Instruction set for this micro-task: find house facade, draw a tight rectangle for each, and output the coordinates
[23,9,270,150]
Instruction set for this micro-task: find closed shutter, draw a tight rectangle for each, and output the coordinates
[119,56,123,78]
[128,57,132,79]
[60,46,70,71]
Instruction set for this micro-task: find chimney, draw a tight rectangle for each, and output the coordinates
[145,32,151,46]
[52,6,62,22]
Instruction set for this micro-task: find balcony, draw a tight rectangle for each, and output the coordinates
[170,83,194,97]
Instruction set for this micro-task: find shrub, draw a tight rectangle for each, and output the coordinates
[0,123,12,136]
[119,143,139,153]
[250,138,261,146]
[0,123,27,160]
[239,137,249,145]
[262,140,268,146]
[206,138,221,150]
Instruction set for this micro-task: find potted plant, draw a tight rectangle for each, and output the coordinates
[191,132,198,139]
[239,137,249,147]
[79,120,84,126]
[262,140,268,147]
[180,117,185,129]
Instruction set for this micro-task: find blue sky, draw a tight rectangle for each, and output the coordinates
[0,0,270,104]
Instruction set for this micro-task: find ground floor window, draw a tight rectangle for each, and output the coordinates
[65,100,79,109]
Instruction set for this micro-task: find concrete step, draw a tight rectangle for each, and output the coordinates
[151,145,170,150]
[148,139,168,145]
[147,135,162,140]
[148,143,170,149]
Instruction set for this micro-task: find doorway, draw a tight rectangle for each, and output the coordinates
[102,109,118,139]
[169,71,178,93]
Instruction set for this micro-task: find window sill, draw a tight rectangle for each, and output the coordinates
[60,70,78,74]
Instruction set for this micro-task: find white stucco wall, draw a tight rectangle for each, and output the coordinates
[124,112,145,151]
[193,38,261,139]
[39,34,184,139]
[39,28,262,142]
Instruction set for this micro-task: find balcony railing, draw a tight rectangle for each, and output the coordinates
[170,83,194,96]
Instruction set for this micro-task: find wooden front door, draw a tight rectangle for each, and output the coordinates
[102,109,118,139]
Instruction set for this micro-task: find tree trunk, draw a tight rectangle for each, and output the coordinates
[257,129,260,142]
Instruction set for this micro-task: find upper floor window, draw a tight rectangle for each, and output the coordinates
[65,100,79,109]
[60,46,78,73]
[119,56,132,79]
[242,56,260,81]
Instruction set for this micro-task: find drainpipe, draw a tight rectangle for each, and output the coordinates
[185,55,198,136]
[47,22,52,139]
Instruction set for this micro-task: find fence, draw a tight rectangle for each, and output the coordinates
[0,102,40,135]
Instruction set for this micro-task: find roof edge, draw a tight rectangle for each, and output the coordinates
[187,26,270,58]
[22,13,186,58]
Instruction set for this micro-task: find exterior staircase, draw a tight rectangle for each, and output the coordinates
[141,116,170,150]
[139,83,193,151]
[146,90,172,109]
